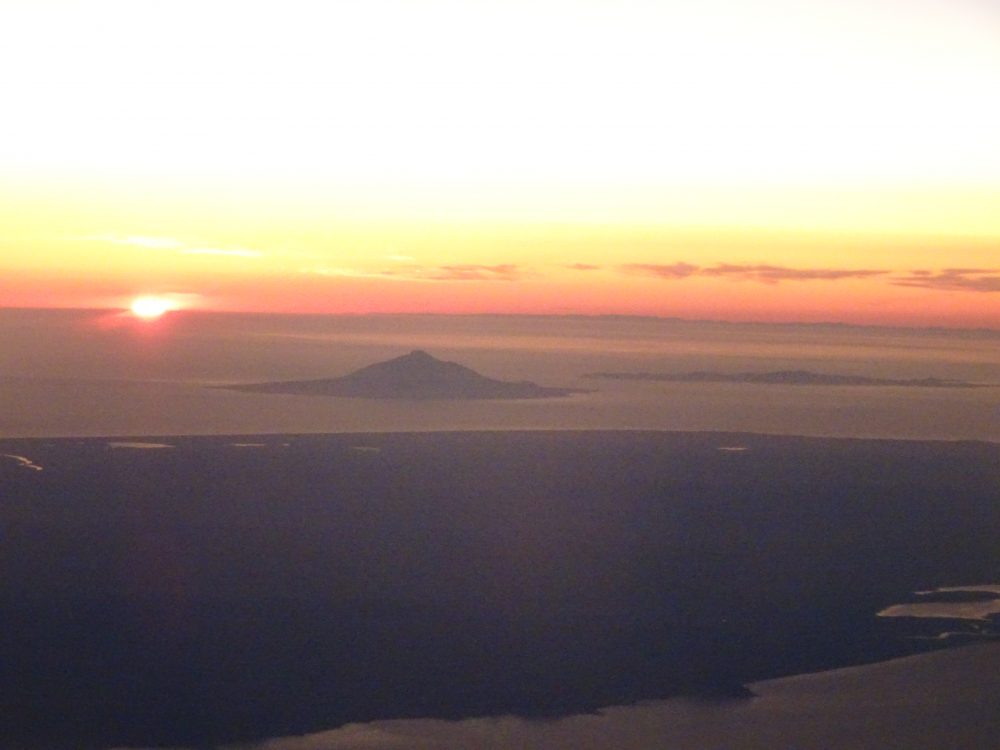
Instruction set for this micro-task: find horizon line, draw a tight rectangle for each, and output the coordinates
[3,305,999,337]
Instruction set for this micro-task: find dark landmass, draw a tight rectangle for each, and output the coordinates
[584,369,986,388]
[220,349,585,399]
[1,431,998,748]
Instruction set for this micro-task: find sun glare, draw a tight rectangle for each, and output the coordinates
[130,296,174,320]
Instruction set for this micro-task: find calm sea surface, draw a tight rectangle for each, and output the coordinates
[1,310,998,440]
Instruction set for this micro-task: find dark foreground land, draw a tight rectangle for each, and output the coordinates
[1,431,998,748]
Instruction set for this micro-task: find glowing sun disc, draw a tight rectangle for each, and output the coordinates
[130,296,174,319]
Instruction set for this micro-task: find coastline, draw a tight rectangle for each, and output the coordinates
[205,642,1000,750]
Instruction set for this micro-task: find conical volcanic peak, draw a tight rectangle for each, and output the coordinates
[378,349,436,366]
[222,351,586,400]
[347,350,466,376]
[340,351,491,392]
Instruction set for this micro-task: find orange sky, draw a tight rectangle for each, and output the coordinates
[1,0,998,327]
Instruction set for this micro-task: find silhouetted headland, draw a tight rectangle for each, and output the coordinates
[221,350,585,399]
[585,369,985,388]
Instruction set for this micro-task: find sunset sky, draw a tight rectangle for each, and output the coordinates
[2,0,998,326]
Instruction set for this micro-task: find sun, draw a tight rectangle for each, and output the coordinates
[130,296,175,320]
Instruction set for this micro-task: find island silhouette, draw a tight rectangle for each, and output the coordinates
[584,369,984,388]
[222,349,584,400]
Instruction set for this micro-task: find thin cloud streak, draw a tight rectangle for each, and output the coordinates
[302,267,397,280]
[429,264,523,281]
[82,234,264,258]
[91,234,186,250]
[383,264,525,282]
[621,263,700,279]
[303,264,525,282]
[180,247,263,258]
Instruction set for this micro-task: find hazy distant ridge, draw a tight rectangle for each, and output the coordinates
[223,350,584,400]
[584,369,985,388]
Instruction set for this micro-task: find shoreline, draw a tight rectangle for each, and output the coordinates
[111,642,1000,750]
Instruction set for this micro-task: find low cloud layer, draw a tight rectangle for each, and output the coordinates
[891,269,1000,293]
[621,262,886,283]
[700,263,887,283]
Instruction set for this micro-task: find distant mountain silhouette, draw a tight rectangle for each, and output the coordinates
[584,369,984,388]
[223,350,585,400]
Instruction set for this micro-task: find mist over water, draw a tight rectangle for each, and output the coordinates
[1,309,998,440]
[3,309,1000,750]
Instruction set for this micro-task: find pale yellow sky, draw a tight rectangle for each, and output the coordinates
[1,0,998,323]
